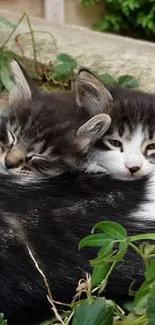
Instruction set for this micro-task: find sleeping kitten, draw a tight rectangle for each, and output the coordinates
[0,60,111,182]
[2,60,155,182]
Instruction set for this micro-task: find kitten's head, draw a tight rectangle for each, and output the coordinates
[0,60,111,182]
[76,69,155,180]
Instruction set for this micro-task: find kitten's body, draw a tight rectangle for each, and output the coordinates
[0,172,154,325]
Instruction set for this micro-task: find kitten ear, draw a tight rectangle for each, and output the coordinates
[9,60,36,103]
[76,113,111,154]
[76,68,113,116]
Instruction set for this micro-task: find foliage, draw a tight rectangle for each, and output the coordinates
[98,73,139,88]
[0,14,139,95]
[0,313,7,325]
[78,0,98,5]
[39,221,155,325]
[79,0,155,41]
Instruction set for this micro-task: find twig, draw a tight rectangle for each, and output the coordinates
[27,245,65,325]
[15,34,27,66]
[25,12,38,74]
[1,12,26,50]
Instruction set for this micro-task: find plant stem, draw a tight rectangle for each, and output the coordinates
[1,12,26,50]
[25,12,38,74]
[98,262,117,294]
[113,315,147,325]
[129,243,148,269]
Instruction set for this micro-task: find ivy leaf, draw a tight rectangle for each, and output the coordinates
[57,53,76,63]
[93,221,127,240]
[0,64,14,91]
[72,298,114,325]
[118,75,139,88]
[99,73,117,86]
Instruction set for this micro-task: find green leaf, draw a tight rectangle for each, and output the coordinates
[92,263,110,287]
[117,75,139,88]
[147,282,155,325]
[132,262,155,316]
[143,243,155,257]
[55,63,71,75]
[0,79,4,93]
[91,245,113,287]
[93,221,127,240]
[104,239,129,262]
[55,61,77,75]
[0,64,14,91]
[72,298,114,325]
[79,233,113,249]
[57,53,76,64]
[99,73,117,86]
[90,239,128,266]
[129,234,155,242]
[0,314,7,325]
[0,16,16,29]
[145,261,155,282]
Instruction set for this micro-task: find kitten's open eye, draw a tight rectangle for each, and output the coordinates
[108,139,122,148]
[146,143,155,151]
[102,138,123,151]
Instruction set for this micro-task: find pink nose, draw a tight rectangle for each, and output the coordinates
[126,166,140,174]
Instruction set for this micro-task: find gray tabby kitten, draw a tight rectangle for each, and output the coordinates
[0,60,110,182]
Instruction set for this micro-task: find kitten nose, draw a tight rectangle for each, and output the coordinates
[5,159,15,169]
[126,166,140,174]
[5,147,25,169]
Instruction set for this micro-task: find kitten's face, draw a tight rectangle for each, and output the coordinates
[0,61,111,183]
[77,73,155,180]
[92,125,155,180]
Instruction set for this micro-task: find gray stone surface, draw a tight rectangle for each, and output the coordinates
[0,10,155,91]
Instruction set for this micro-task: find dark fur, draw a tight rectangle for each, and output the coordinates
[107,86,155,135]
[0,172,152,325]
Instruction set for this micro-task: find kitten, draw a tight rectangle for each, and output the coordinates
[76,69,155,180]
[0,60,111,182]
[3,60,155,182]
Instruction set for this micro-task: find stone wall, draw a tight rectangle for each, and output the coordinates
[0,0,44,18]
[0,10,155,92]
[0,0,103,28]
